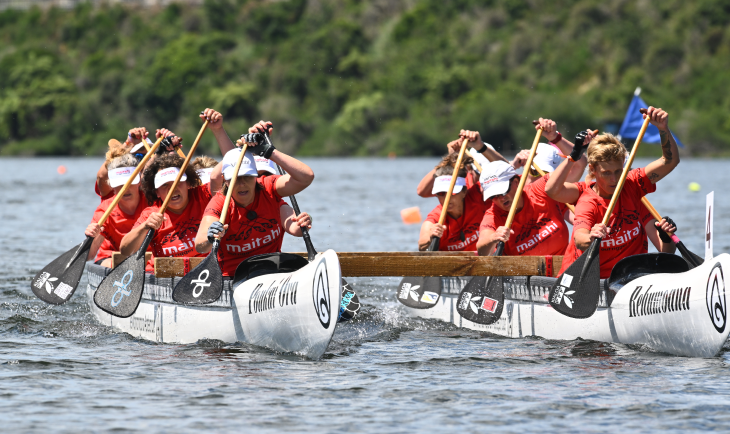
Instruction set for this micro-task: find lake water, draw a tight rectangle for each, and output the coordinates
[2,156,730,432]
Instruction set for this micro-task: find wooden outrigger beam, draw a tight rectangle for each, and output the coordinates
[125,253,562,278]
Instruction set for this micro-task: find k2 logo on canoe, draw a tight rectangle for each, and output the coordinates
[312,261,331,329]
[111,270,134,307]
[191,269,211,298]
[458,291,498,314]
[706,262,727,333]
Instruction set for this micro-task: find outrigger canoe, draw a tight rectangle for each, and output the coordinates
[405,253,730,358]
[86,250,342,359]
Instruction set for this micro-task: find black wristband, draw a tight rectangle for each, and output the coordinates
[475,142,489,153]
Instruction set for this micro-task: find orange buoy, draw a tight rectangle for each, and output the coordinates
[400,207,422,225]
[57,165,67,175]
[388,152,397,159]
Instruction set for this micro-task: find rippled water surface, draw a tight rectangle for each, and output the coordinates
[2,156,730,432]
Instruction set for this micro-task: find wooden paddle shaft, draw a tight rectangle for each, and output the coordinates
[641,197,676,236]
[505,128,542,229]
[159,121,209,213]
[601,115,651,226]
[437,139,469,226]
[97,136,165,226]
[219,144,250,224]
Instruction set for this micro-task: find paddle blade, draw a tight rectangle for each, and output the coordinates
[396,276,442,309]
[549,239,602,318]
[456,276,504,324]
[93,249,147,318]
[427,236,440,252]
[676,241,704,268]
[31,237,93,305]
[172,243,223,304]
[338,278,361,322]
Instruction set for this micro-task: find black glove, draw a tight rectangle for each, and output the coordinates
[656,216,676,243]
[157,136,181,155]
[207,221,225,244]
[570,131,589,161]
[240,132,275,159]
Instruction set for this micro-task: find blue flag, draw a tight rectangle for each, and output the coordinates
[618,93,684,148]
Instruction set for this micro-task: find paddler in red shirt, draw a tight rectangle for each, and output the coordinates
[84,153,150,267]
[558,107,680,278]
[194,121,314,277]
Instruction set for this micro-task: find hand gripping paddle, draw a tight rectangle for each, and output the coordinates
[549,109,651,318]
[31,136,166,305]
[397,139,470,309]
[640,197,703,268]
[456,128,542,324]
[94,121,209,317]
[171,140,248,305]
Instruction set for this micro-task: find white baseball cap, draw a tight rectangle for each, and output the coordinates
[108,167,140,188]
[197,168,214,184]
[254,156,277,175]
[432,175,466,195]
[221,148,258,180]
[532,143,563,173]
[154,167,187,189]
[480,161,517,200]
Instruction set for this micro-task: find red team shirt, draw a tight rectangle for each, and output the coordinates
[426,183,489,252]
[480,175,570,256]
[559,167,657,278]
[91,194,150,262]
[203,175,288,276]
[133,184,213,272]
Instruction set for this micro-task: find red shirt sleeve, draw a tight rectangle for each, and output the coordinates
[203,192,225,219]
[133,207,154,229]
[628,167,657,196]
[258,175,283,202]
[91,201,107,224]
[573,195,601,232]
[479,203,506,232]
[426,205,442,224]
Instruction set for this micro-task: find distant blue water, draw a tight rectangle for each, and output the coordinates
[1,156,729,432]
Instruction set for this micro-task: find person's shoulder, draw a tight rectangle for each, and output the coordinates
[425,205,442,222]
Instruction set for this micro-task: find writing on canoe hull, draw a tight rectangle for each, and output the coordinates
[129,315,156,334]
[628,284,691,318]
[248,276,299,314]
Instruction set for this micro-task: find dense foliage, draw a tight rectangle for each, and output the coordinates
[1,0,729,156]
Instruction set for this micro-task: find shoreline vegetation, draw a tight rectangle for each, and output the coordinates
[0,0,728,157]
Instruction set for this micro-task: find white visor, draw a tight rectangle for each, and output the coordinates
[255,156,277,175]
[480,161,517,200]
[221,148,258,180]
[432,176,466,195]
[197,168,214,185]
[154,167,187,189]
[108,167,140,188]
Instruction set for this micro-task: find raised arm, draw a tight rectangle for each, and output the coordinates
[534,118,588,182]
[643,107,680,184]
[458,130,508,163]
[201,108,236,155]
[544,130,595,203]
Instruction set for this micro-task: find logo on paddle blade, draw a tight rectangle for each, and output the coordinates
[191,269,211,298]
[110,270,134,307]
[458,292,497,314]
[312,261,331,329]
[706,262,727,333]
[420,291,439,304]
[551,274,575,308]
[399,283,420,301]
[53,282,74,300]
[481,296,498,313]
[34,272,58,294]
[458,292,472,310]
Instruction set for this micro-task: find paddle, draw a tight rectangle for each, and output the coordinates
[397,139,469,309]
[548,109,651,318]
[641,197,703,268]
[31,136,166,305]
[456,128,542,324]
[171,139,248,305]
[94,121,209,317]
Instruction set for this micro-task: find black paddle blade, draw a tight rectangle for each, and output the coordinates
[676,241,704,268]
[396,276,442,309]
[31,237,93,305]
[93,248,148,318]
[172,242,223,304]
[455,275,504,324]
[338,279,361,322]
[427,236,440,252]
[549,239,602,318]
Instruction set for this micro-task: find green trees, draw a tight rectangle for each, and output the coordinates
[0,0,728,156]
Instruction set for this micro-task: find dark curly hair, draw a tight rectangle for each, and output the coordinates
[433,151,474,178]
[141,154,202,205]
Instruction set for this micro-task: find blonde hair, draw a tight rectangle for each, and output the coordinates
[586,133,626,177]
[192,156,219,170]
[105,139,129,166]
[434,152,474,178]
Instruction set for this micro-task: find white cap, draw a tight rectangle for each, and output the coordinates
[108,167,140,188]
[254,156,277,175]
[480,161,517,200]
[532,143,563,173]
[221,148,258,180]
[130,137,154,153]
[154,167,187,189]
[197,168,214,185]
[432,175,466,195]
[468,147,492,172]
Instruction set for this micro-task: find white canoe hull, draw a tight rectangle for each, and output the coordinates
[86,250,342,359]
[407,253,730,357]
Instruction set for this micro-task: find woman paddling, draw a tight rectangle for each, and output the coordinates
[558,107,680,279]
[195,121,314,277]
